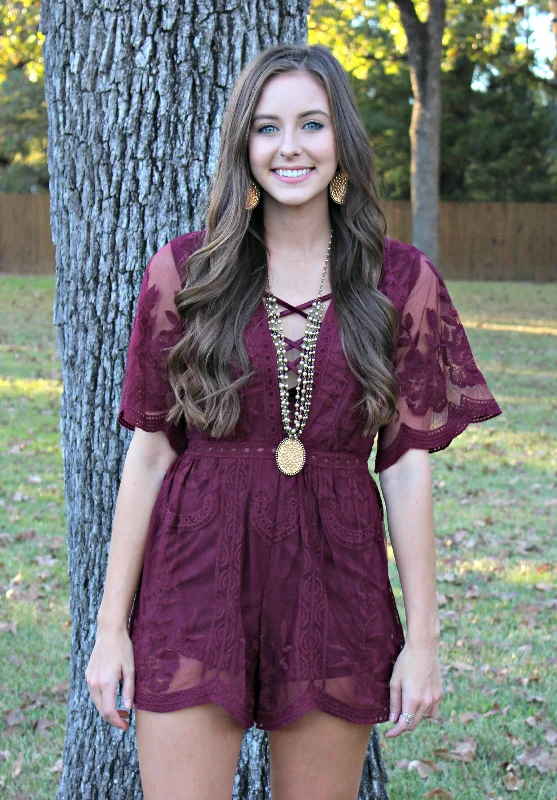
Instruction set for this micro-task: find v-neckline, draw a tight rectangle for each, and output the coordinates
[259,292,335,393]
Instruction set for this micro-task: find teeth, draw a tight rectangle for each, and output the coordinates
[275,168,312,177]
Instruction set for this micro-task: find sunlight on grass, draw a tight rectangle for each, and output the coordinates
[0,376,62,398]
[450,558,556,583]
[497,562,557,587]
[461,320,557,335]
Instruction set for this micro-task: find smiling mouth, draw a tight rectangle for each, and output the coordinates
[271,167,315,173]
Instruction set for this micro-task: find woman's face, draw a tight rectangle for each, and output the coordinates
[248,71,338,208]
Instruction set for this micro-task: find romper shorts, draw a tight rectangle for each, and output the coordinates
[127,439,406,731]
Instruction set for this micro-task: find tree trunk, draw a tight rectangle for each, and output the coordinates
[395,0,446,264]
[40,1,393,796]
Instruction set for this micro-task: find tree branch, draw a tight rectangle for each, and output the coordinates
[393,0,426,46]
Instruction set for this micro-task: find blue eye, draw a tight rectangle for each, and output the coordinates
[256,120,324,133]
[304,120,324,130]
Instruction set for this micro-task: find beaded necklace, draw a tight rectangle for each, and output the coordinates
[264,228,333,475]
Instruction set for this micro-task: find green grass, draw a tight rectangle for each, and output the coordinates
[0,274,556,799]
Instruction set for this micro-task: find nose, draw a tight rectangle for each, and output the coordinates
[279,126,302,157]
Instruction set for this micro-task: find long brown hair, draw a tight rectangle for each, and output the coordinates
[166,43,399,439]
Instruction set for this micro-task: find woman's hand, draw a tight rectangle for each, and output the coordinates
[384,639,443,738]
[85,623,135,731]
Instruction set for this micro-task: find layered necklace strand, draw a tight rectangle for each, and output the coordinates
[264,228,333,476]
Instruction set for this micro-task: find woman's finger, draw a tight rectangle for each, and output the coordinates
[408,702,429,731]
[122,663,135,711]
[87,682,103,720]
[385,700,419,738]
[428,697,441,719]
[101,681,129,730]
[388,678,402,724]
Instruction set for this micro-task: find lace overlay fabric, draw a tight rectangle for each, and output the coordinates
[374,248,502,472]
[116,231,502,730]
[117,243,187,457]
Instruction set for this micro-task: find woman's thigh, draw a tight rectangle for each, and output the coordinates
[135,702,245,800]
[267,708,373,800]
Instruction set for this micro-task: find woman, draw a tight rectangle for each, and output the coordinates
[86,43,502,799]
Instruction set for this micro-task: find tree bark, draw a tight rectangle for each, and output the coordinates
[394,0,446,264]
[40,1,393,796]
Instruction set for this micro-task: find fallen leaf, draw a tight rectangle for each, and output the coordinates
[407,759,436,777]
[449,661,475,673]
[524,693,545,704]
[460,711,481,724]
[502,764,524,791]
[50,679,69,696]
[5,709,25,728]
[445,738,477,762]
[543,726,557,747]
[33,718,56,736]
[11,751,23,777]
[515,746,557,774]
[14,529,36,542]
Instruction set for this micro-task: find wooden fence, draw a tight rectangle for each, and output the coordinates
[0,194,555,280]
[383,201,557,281]
[0,194,55,276]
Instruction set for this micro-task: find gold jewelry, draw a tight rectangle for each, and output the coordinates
[264,229,333,476]
[246,179,260,210]
[329,169,348,204]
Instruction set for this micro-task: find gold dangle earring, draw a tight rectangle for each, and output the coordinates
[329,168,348,204]
[245,179,260,210]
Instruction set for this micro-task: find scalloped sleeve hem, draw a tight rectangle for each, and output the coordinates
[374,396,502,473]
[117,407,187,457]
[373,248,503,475]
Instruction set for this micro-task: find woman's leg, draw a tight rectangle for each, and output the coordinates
[267,708,373,800]
[135,702,245,800]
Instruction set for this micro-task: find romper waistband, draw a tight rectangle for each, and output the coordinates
[186,439,369,469]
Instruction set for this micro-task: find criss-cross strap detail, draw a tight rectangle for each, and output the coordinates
[271,292,333,378]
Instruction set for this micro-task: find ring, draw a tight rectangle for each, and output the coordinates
[400,712,414,725]
[422,713,430,718]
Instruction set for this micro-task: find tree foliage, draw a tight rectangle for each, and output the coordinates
[309,0,557,200]
[0,0,47,191]
[1,0,556,199]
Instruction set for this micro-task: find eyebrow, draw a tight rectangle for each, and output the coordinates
[252,109,330,122]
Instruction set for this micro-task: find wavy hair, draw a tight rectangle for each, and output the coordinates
[166,43,399,439]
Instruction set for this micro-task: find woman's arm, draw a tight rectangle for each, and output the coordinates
[96,429,179,631]
[378,447,440,644]
[379,447,443,737]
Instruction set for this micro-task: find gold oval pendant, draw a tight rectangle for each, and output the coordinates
[276,437,305,476]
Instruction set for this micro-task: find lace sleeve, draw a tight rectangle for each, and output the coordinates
[117,242,187,456]
[374,252,502,473]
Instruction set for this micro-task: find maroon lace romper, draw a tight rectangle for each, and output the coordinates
[117,229,502,730]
